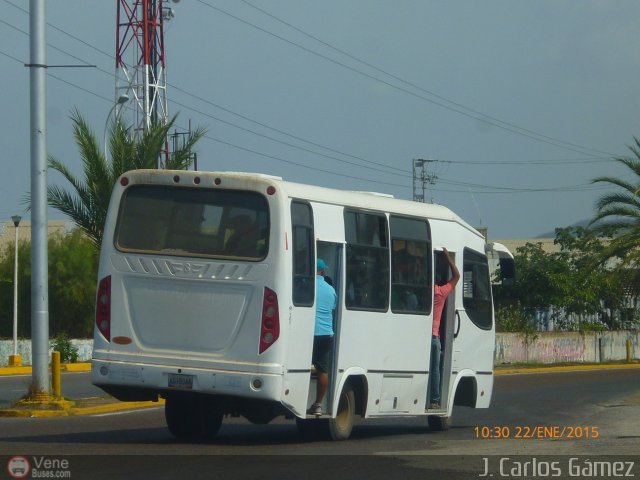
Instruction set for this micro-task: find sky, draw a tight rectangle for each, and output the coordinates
[1,0,639,240]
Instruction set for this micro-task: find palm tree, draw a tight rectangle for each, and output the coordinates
[591,137,640,267]
[47,109,205,247]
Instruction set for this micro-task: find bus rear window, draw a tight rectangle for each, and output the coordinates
[114,185,269,260]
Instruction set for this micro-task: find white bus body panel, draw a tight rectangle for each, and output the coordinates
[92,169,499,423]
[92,171,291,406]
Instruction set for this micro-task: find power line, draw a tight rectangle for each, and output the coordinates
[0,11,620,197]
[437,176,607,193]
[167,88,409,176]
[0,45,412,191]
[168,84,410,175]
[0,47,613,196]
[1,0,410,177]
[3,3,620,171]
[1,0,620,162]
[240,0,616,159]
[445,157,615,165]
[198,0,616,158]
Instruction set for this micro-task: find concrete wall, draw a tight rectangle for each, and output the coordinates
[1,332,638,366]
[495,331,639,364]
[0,339,93,366]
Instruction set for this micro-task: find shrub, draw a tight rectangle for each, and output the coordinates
[51,332,79,363]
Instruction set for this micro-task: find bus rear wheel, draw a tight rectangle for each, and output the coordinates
[327,383,356,440]
[165,395,198,439]
[199,397,224,440]
[165,395,223,440]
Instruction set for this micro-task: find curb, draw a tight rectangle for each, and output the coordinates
[494,362,640,375]
[0,363,91,376]
[0,398,164,418]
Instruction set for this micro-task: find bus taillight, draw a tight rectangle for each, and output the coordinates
[259,287,280,354]
[96,276,112,341]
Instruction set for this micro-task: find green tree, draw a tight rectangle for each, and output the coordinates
[591,139,640,268]
[0,230,98,338]
[509,227,628,331]
[48,230,98,337]
[0,239,31,339]
[47,109,205,247]
[511,242,568,317]
[553,227,625,329]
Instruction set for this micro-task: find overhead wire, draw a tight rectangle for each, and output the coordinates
[197,0,616,158]
[0,57,609,196]
[0,3,619,195]
[0,9,410,179]
[2,0,618,169]
[239,0,614,160]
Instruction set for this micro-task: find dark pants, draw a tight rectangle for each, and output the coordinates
[430,335,442,404]
[312,335,333,373]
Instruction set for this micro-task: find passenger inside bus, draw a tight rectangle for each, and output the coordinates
[225,214,261,257]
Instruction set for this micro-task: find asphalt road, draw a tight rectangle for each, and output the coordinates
[0,369,638,479]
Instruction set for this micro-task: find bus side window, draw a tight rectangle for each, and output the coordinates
[344,210,389,311]
[389,216,431,314]
[463,248,492,330]
[291,202,314,307]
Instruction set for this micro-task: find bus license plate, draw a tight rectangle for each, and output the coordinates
[168,373,193,390]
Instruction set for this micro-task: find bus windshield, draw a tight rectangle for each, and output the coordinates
[114,185,270,260]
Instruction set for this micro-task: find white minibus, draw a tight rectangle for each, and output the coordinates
[92,169,514,440]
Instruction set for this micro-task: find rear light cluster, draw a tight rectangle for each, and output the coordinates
[259,287,280,354]
[96,276,112,341]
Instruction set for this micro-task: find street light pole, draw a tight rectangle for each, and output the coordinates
[103,94,130,159]
[10,215,22,367]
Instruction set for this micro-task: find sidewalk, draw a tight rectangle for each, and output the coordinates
[1,361,638,418]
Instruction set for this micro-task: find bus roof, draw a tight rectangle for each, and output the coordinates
[121,169,482,238]
[272,176,481,237]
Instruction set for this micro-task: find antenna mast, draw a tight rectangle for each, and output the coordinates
[116,0,172,164]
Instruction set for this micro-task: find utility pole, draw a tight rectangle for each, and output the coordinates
[412,159,438,203]
[168,120,198,170]
[28,0,50,398]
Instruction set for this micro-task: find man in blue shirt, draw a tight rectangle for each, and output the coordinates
[308,258,337,416]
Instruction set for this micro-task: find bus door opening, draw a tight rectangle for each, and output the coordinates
[429,250,456,410]
[310,241,343,416]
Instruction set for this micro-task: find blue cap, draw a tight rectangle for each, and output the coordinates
[317,258,328,270]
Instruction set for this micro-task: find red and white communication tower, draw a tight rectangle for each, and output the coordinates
[115,0,173,162]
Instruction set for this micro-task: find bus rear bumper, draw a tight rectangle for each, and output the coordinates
[92,359,283,402]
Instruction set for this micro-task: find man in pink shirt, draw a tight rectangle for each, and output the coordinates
[429,248,460,409]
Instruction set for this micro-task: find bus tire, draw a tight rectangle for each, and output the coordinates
[165,395,198,439]
[328,383,356,440]
[199,398,224,440]
[428,414,451,432]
